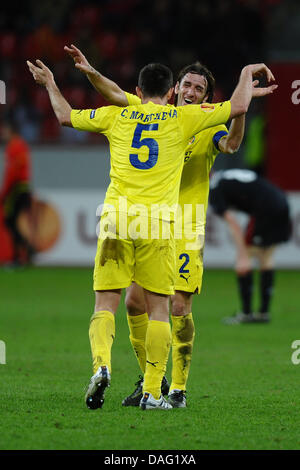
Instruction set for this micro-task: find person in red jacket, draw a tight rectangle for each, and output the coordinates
[0,119,34,265]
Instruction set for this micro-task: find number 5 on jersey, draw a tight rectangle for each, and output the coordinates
[130,123,159,169]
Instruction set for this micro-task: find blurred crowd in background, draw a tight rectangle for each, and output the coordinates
[0,0,283,144]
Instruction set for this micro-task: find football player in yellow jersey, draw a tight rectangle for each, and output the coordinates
[27,54,276,411]
[64,45,263,408]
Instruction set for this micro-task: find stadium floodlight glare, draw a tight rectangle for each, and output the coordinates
[0,80,6,104]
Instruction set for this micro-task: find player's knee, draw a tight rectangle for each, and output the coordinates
[171,298,189,316]
[94,290,121,314]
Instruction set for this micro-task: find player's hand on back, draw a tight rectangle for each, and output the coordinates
[64,44,93,75]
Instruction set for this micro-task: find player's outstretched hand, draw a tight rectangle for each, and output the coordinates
[252,82,278,97]
[64,44,93,74]
[243,64,278,97]
[27,60,54,87]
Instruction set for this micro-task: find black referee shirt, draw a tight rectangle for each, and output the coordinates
[209,169,289,218]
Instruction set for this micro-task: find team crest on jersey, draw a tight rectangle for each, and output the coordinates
[200,103,215,112]
[188,136,195,145]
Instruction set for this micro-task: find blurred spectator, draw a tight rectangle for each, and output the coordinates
[0,0,265,143]
[0,118,35,265]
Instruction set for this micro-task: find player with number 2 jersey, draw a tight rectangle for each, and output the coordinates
[124,92,228,294]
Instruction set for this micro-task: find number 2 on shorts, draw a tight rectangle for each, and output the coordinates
[179,253,190,274]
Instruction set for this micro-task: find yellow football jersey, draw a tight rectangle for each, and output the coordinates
[71,99,230,220]
[178,125,227,233]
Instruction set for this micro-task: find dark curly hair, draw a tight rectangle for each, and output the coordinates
[174,62,215,106]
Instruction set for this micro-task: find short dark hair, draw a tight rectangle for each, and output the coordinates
[174,62,215,105]
[138,63,173,99]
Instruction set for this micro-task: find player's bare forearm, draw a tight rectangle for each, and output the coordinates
[230,67,254,118]
[27,60,72,126]
[219,114,245,154]
[46,81,72,127]
[86,68,128,106]
[64,44,128,106]
[223,211,248,256]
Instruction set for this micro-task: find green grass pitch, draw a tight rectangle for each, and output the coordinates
[0,267,300,450]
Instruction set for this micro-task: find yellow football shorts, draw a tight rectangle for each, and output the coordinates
[174,233,204,294]
[93,212,176,295]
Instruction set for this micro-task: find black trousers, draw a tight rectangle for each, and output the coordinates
[4,191,33,263]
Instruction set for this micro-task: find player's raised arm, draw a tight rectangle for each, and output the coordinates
[229,64,277,119]
[219,77,267,154]
[27,60,72,127]
[64,44,129,107]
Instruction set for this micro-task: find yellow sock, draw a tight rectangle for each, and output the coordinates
[127,312,149,374]
[143,320,171,400]
[170,313,195,391]
[89,310,115,374]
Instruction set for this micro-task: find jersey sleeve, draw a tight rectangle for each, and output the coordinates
[180,101,231,141]
[204,125,229,170]
[70,106,118,136]
[212,126,229,152]
[125,92,141,106]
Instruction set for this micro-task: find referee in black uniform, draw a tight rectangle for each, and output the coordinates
[209,169,291,324]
